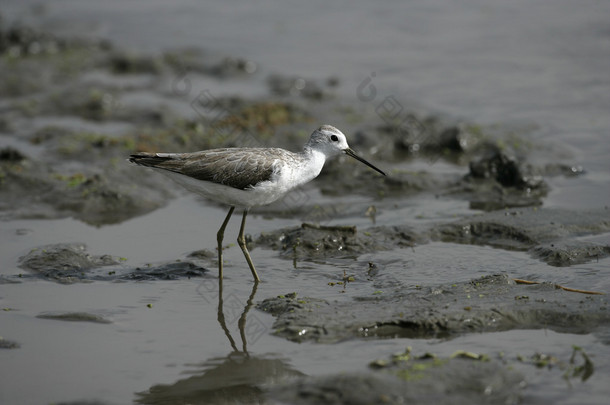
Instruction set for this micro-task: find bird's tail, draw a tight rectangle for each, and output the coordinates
[128,152,175,168]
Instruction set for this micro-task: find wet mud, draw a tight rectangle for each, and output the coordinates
[256,207,610,267]
[18,243,119,282]
[256,223,422,261]
[258,274,609,343]
[17,242,208,283]
[431,207,610,266]
[270,354,524,405]
[269,343,597,405]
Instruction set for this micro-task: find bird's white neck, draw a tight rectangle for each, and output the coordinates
[291,147,327,187]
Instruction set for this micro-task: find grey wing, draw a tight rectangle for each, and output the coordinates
[185,149,282,189]
[131,148,287,190]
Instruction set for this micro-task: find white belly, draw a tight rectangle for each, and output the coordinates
[161,170,290,208]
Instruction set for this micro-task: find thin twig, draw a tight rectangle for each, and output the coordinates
[512,278,605,295]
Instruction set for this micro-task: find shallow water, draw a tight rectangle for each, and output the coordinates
[3,194,609,404]
[1,1,610,404]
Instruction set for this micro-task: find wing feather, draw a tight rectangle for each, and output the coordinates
[130,148,294,190]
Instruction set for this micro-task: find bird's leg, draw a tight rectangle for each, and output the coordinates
[217,206,235,279]
[237,209,261,282]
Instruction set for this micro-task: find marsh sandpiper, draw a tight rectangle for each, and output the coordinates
[129,125,386,282]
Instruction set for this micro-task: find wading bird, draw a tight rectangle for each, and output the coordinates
[129,125,385,282]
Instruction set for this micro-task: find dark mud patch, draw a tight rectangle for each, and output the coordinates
[467,149,546,187]
[431,207,610,266]
[0,148,172,225]
[257,275,609,343]
[0,337,20,349]
[531,239,610,267]
[36,311,112,324]
[270,353,524,405]
[256,223,423,261]
[18,243,119,283]
[437,147,552,211]
[17,242,208,283]
[120,261,208,281]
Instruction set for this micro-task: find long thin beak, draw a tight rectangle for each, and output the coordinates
[344,148,386,176]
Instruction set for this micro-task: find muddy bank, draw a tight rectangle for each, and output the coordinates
[258,274,608,343]
[13,206,609,284]
[431,207,610,266]
[0,145,173,225]
[256,207,610,267]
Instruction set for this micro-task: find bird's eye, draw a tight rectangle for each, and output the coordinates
[330,135,339,142]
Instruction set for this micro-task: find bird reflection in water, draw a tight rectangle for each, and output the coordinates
[217,279,258,354]
[135,279,303,404]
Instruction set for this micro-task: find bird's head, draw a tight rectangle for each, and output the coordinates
[307,125,386,176]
